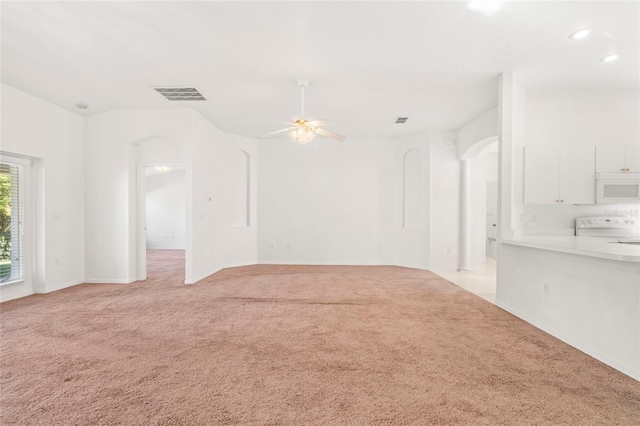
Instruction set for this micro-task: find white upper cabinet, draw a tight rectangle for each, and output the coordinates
[524,146,560,204]
[524,145,595,204]
[596,144,640,172]
[559,145,596,204]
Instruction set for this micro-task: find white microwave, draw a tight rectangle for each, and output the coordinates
[596,173,640,204]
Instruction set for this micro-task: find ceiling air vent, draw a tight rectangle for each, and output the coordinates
[153,87,206,101]
[395,116,409,124]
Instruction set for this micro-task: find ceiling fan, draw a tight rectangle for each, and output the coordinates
[259,79,346,144]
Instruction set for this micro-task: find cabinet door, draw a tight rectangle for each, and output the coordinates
[559,145,595,204]
[596,145,626,172]
[625,144,640,172]
[524,146,560,204]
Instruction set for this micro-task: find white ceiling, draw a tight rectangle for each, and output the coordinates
[2,1,638,140]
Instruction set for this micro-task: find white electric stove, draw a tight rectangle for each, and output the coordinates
[576,216,640,244]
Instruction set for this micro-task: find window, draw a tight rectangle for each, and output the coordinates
[0,160,24,283]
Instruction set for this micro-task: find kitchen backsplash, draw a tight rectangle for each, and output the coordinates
[521,203,640,235]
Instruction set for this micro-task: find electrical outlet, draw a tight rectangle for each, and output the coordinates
[270,244,275,250]
[531,214,538,224]
[543,282,550,296]
[54,258,60,267]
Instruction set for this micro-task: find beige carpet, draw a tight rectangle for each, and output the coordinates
[1,250,639,425]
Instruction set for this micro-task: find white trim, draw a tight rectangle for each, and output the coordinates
[41,279,85,293]
[223,262,258,269]
[0,288,35,303]
[258,260,383,266]
[496,300,639,381]
[0,152,33,166]
[147,246,187,250]
[186,267,224,285]
[0,279,25,288]
[83,278,136,284]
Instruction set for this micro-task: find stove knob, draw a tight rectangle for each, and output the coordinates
[587,220,592,224]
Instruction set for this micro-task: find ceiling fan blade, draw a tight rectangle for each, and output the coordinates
[267,120,298,126]
[315,127,346,142]
[306,119,332,126]
[259,127,294,138]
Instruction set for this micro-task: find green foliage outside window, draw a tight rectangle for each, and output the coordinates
[0,171,11,262]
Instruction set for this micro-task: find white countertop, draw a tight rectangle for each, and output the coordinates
[501,236,640,263]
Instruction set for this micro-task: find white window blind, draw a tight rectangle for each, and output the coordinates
[0,161,24,283]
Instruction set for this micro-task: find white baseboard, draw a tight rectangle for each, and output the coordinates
[42,279,85,293]
[83,278,136,284]
[223,262,257,269]
[496,300,639,382]
[0,288,35,303]
[257,260,379,266]
[187,267,224,285]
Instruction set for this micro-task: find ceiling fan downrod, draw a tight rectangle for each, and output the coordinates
[297,79,309,117]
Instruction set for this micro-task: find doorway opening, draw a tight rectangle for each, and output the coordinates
[140,165,186,281]
[441,137,498,303]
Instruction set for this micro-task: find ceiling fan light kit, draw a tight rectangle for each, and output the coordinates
[259,79,346,144]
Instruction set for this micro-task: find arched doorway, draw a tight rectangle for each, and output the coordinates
[130,135,189,283]
[459,136,498,271]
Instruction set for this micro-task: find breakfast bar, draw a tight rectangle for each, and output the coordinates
[497,236,640,380]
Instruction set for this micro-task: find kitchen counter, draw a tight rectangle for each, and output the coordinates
[500,236,640,263]
[497,237,640,381]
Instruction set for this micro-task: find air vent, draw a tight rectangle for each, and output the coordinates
[153,87,206,101]
[395,116,409,124]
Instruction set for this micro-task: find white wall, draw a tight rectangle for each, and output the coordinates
[470,151,498,264]
[224,135,258,268]
[498,73,526,239]
[524,90,639,148]
[392,134,432,269]
[188,112,258,282]
[84,108,257,284]
[257,133,438,269]
[457,106,498,158]
[145,169,186,249]
[429,132,460,270]
[188,112,226,283]
[0,84,85,301]
[84,109,193,283]
[257,138,381,265]
[521,88,640,232]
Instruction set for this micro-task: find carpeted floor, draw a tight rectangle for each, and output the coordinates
[1,250,639,425]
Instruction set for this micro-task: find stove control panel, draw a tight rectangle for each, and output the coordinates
[576,216,637,229]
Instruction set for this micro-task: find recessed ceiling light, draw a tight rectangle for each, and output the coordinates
[467,1,505,16]
[76,103,89,110]
[600,54,619,63]
[569,28,593,40]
